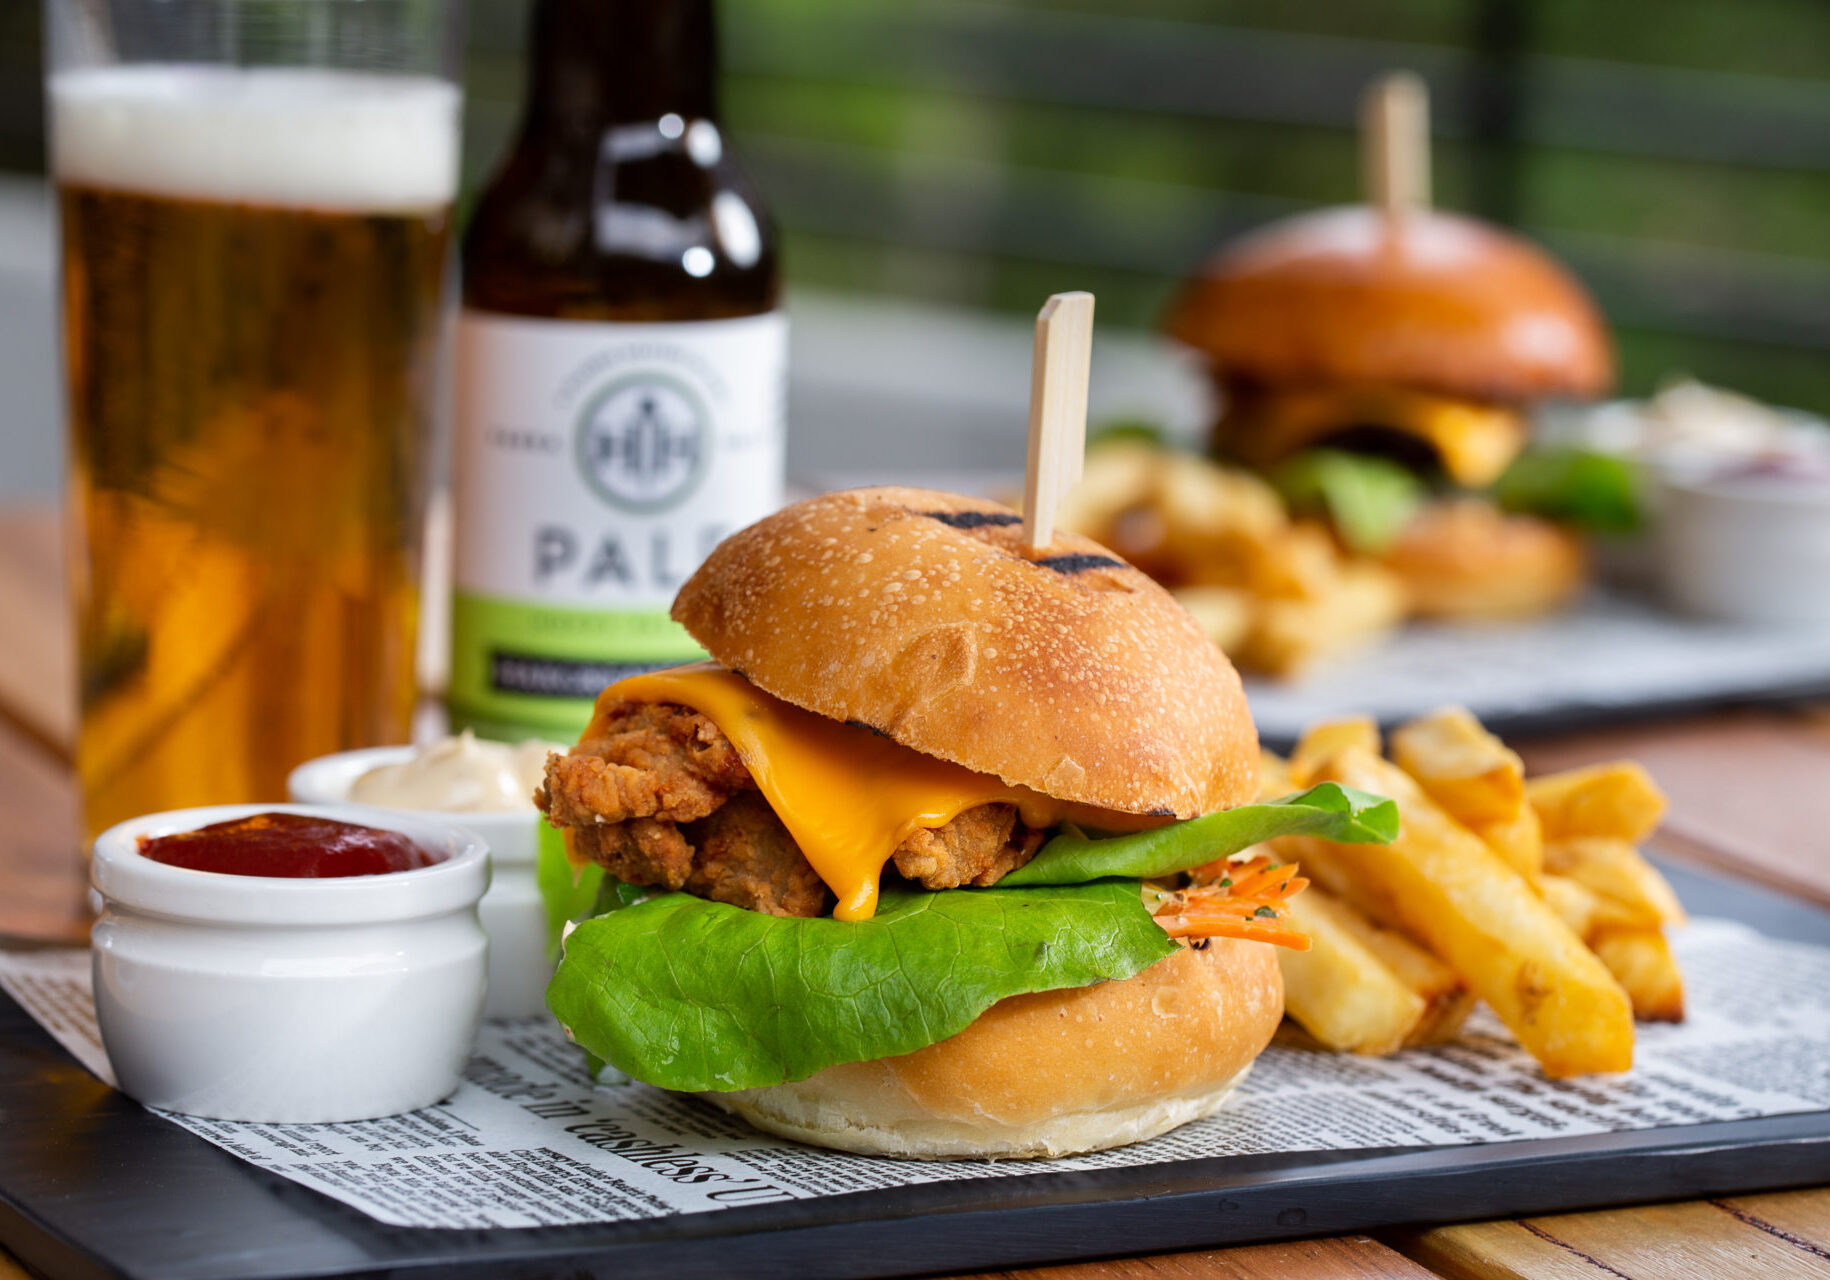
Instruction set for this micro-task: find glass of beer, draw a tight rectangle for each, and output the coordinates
[47,0,463,837]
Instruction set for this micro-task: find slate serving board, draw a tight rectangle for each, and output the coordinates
[1243,592,1830,749]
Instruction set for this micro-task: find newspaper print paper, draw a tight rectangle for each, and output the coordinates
[3,918,1827,1230]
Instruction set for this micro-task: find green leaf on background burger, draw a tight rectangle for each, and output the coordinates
[1270,449,1426,554]
[1493,447,1643,535]
[1086,417,1168,450]
[1000,783,1400,888]
[547,881,1177,1093]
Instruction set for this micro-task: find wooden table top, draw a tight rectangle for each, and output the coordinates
[2,501,1826,1280]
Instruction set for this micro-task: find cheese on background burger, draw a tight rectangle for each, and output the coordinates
[1163,206,1620,619]
[538,487,1396,1160]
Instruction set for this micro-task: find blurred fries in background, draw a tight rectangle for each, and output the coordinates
[1289,716,1379,785]
[1527,761,1668,843]
[1256,706,1686,1075]
[1055,440,1406,675]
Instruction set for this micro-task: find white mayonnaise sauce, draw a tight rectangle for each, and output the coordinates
[349,731,563,813]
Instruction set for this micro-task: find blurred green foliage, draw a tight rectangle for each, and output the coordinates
[10,0,1829,416]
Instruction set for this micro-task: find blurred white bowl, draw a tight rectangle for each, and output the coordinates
[1655,470,1830,625]
[91,803,488,1123]
[289,746,550,1018]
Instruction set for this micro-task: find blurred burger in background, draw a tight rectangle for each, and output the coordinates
[1164,204,1612,619]
[1160,74,1634,625]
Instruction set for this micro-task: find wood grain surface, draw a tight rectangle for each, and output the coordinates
[1519,714,1830,908]
[950,1236,1439,1279]
[3,504,1828,1280]
[1389,1187,1830,1280]
[0,719,86,945]
[0,503,71,760]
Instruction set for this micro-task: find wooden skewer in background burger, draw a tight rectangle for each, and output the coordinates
[536,293,1398,1160]
[1162,73,1620,620]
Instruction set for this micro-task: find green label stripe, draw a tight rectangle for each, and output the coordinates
[449,591,705,736]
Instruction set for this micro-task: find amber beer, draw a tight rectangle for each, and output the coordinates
[53,67,459,835]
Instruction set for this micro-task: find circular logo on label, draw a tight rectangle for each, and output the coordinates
[573,373,710,513]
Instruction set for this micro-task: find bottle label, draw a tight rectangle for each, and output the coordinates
[450,308,787,737]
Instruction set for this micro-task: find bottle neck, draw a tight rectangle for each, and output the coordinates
[525,0,718,130]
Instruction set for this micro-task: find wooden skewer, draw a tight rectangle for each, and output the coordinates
[1361,71,1431,217]
[1021,291,1095,553]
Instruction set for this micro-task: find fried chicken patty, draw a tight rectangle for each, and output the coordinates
[535,700,1047,917]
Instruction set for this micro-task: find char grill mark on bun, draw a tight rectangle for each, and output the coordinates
[922,510,1022,530]
[1036,553,1128,575]
[672,486,1260,818]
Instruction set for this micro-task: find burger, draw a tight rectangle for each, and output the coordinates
[1163,206,1629,619]
[536,487,1394,1159]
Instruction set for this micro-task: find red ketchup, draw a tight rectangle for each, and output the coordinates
[138,812,441,878]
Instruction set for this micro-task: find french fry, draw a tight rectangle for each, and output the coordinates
[1391,706,1527,827]
[1157,456,1290,590]
[1289,717,1382,788]
[1279,835,1406,930]
[1246,521,1341,600]
[1539,873,1601,939]
[1543,839,1687,929]
[1259,749,1294,800]
[1589,926,1686,1023]
[1054,439,1161,539]
[1468,805,1544,885]
[1156,453,1286,548]
[1527,761,1668,843]
[1278,838,1477,1047]
[1277,889,1428,1055]
[1238,559,1407,676]
[1306,747,1635,1077]
[1407,981,1478,1047]
[1391,707,1540,882]
[1056,436,1415,679]
[1323,892,1475,1046]
[1171,584,1254,653]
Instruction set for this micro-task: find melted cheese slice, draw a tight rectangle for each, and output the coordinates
[1247,386,1525,488]
[590,663,1163,921]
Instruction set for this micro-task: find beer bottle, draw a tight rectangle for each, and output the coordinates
[452,0,783,739]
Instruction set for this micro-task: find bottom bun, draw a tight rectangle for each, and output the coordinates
[707,937,1282,1160]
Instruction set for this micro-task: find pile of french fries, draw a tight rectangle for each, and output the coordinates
[1055,440,1406,676]
[1243,708,1683,1077]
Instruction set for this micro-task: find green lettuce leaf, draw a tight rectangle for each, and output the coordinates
[587,874,652,917]
[1271,449,1427,553]
[536,821,605,960]
[1001,784,1399,888]
[1493,447,1643,535]
[547,881,1177,1092]
[1086,417,1168,450]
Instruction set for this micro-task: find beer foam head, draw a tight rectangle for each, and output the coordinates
[51,65,460,213]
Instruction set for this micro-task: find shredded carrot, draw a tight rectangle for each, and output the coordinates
[1187,854,1240,884]
[1151,854,1312,951]
[1223,862,1294,900]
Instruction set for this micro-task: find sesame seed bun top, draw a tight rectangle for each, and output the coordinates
[672,486,1259,818]
[1164,206,1614,404]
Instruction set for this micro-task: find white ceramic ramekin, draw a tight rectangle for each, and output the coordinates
[91,803,489,1123]
[1654,471,1830,624]
[288,747,548,1017]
